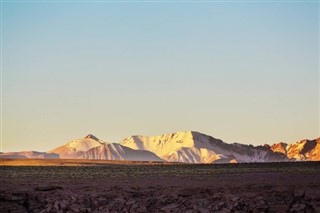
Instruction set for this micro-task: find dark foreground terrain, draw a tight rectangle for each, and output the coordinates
[0,160,320,213]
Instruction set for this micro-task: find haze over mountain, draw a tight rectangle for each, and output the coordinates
[1,132,319,163]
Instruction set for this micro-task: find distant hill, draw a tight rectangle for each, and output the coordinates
[0,151,58,159]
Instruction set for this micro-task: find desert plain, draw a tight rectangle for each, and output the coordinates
[0,159,320,213]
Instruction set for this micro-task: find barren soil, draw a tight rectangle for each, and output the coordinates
[0,159,320,213]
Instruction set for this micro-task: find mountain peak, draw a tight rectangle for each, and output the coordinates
[82,143,163,161]
[84,134,100,141]
[48,136,103,158]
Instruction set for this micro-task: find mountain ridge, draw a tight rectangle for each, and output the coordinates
[120,131,290,163]
[1,131,319,163]
[82,143,163,161]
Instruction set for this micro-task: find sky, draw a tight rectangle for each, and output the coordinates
[1,1,319,152]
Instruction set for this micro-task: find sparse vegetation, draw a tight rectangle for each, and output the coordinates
[1,159,319,179]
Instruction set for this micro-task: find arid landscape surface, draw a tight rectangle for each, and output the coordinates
[1,159,320,213]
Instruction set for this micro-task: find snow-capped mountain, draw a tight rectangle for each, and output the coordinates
[0,151,58,159]
[120,131,288,163]
[1,132,319,163]
[82,143,163,161]
[271,138,320,161]
[48,134,163,161]
[48,134,103,158]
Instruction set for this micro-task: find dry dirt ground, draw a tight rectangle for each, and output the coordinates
[0,159,320,213]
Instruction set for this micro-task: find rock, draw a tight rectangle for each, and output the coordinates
[79,207,87,212]
[131,203,139,210]
[257,204,268,210]
[305,190,320,201]
[69,205,81,212]
[290,203,306,212]
[220,207,231,213]
[217,201,225,208]
[27,200,39,209]
[211,205,220,211]
[268,204,290,212]
[192,204,198,209]
[46,202,54,212]
[294,190,305,198]
[256,196,264,200]
[233,202,239,208]
[97,197,108,205]
[54,201,60,210]
[139,206,148,213]
[0,201,27,213]
[125,199,136,206]
[92,199,98,206]
[60,200,68,210]
[197,206,210,213]
[3,192,27,201]
[297,203,306,211]
[161,203,180,211]
[292,203,299,209]
[313,206,320,213]
[231,196,240,202]
[115,198,126,204]
[225,201,235,210]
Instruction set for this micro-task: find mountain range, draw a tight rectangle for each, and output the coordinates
[1,131,319,163]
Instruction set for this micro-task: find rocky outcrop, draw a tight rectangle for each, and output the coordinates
[271,138,320,161]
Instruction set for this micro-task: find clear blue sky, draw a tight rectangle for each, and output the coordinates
[1,1,319,152]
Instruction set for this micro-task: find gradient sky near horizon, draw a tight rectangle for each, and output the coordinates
[1,1,319,152]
